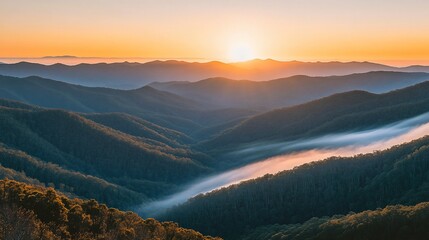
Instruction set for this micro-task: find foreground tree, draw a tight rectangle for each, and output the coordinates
[0,179,221,240]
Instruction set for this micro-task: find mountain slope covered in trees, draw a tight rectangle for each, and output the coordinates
[240,202,429,240]
[0,75,256,134]
[84,113,193,147]
[0,99,214,207]
[162,135,429,238]
[204,80,429,152]
[0,179,221,240]
[0,144,145,208]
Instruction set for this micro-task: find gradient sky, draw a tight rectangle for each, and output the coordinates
[1,0,429,64]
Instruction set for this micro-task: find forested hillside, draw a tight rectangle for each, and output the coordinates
[0,99,213,208]
[0,75,256,134]
[163,135,429,238]
[0,179,221,240]
[84,113,193,147]
[205,80,429,152]
[0,144,145,208]
[240,202,429,240]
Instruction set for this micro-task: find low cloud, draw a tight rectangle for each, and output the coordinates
[137,112,429,217]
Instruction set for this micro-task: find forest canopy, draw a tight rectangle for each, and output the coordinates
[0,179,221,240]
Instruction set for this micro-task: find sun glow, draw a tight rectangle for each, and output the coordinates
[228,42,255,62]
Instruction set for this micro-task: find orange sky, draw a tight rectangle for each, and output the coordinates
[1,0,429,65]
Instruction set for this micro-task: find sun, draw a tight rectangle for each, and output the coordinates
[228,42,255,62]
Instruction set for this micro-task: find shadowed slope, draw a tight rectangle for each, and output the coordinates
[204,81,429,151]
[0,75,257,134]
[0,100,212,207]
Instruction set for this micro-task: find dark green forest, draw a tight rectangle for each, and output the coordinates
[84,112,193,147]
[163,135,429,239]
[0,179,221,240]
[241,202,429,240]
[0,99,213,208]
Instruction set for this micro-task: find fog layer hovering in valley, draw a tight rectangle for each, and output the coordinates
[139,111,429,216]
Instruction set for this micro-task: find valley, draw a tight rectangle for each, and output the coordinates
[1,67,429,239]
[3,1,429,239]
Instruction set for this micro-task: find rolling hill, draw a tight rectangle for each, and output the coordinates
[204,80,429,152]
[150,71,429,109]
[0,143,145,207]
[0,75,256,134]
[0,99,213,207]
[162,135,429,239]
[84,112,193,147]
[1,59,428,89]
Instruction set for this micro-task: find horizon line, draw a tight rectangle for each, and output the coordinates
[1,57,429,68]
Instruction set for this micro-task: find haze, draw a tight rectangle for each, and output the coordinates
[2,1,429,239]
[138,111,429,216]
[1,0,429,65]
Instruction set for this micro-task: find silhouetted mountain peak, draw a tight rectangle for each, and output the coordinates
[133,85,161,93]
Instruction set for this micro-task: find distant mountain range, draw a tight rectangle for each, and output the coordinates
[150,71,429,109]
[1,59,429,89]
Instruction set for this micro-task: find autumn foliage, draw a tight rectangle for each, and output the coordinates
[0,179,221,240]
